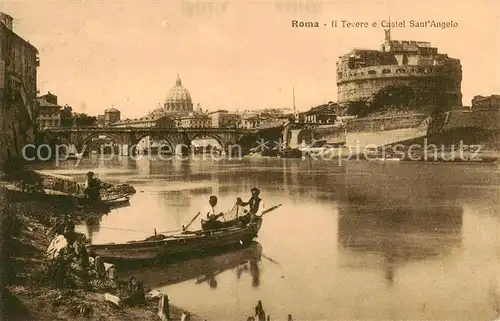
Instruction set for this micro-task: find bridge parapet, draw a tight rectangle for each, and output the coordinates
[39,126,258,153]
[42,127,254,134]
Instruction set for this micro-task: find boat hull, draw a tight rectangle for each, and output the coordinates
[201,213,252,230]
[87,217,263,262]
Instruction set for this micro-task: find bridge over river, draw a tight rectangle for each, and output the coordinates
[38,126,281,155]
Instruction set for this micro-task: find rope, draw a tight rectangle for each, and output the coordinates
[82,225,182,234]
[83,225,154,233]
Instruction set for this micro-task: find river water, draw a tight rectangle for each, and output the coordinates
[36,155,500,321]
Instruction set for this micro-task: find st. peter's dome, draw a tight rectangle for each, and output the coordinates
[164,74,193,115]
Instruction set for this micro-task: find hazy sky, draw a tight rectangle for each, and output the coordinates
[3,0,500,118]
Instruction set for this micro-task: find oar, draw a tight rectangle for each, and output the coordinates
[182,212,201,231]
[262,253,280,265]
[261,253,285,278]
[259,204,282,217]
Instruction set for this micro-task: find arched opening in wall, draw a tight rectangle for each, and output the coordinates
[82,133,119,155]
[190,135,224,155]
[134,135,174,156]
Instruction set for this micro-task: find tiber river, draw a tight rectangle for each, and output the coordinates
[37,155,500,321]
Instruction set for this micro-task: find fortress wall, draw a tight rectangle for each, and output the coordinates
[305,114,429,148]
[445,110,500,130]
[337,65,461,106]
[345,127,428,148]
[345,114,428,132]
[311,125,345,144]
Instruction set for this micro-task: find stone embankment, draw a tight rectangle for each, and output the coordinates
[1,170,203,321]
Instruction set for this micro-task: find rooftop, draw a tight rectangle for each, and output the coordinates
[105,107,120,113]
[37,98,59,108]
[0,18,38,53]
[111,115,173,125]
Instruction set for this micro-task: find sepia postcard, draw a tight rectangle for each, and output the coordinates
[0,1,499,320]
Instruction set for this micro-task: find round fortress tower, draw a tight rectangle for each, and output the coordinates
[336,30,462,113]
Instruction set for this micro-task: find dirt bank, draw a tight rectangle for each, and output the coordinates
[1,181,204,321]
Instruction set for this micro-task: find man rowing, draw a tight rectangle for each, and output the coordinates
[237,187,264,216]
[203,196,225,229]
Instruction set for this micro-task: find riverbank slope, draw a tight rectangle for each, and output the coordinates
[1,172,203,321]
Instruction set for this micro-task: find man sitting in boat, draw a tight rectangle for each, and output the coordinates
[237,187,264,216]
[205,195,225,224]
[84,171,101,203]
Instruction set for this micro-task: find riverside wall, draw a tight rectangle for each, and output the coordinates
[444,109,500,130]
[306,113,429,147]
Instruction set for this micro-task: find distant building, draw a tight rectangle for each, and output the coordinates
[208,110,240,128]
[110,115,176,128]
[301,104,338,124]
[257,119,289,130]
[97,107,121,127]
[471,95,500,111]
[0,12,39,163]
[241,115,266,129]
[37,92,61,128]
[104,107,121,126]
[178,113,211,128]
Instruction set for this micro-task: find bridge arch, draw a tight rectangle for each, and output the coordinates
[189,133,226,150]
[81,132,120,153]
[133,133,176,155]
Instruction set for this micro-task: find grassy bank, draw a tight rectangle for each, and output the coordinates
[1,176,203,321]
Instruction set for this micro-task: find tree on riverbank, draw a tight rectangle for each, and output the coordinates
[60,105,97,128]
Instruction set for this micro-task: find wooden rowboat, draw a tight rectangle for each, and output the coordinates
[100,195,130,207]
[75,194,130,209]
[200,204,282,231]
[86,216,263,262]
[201,212,252,231]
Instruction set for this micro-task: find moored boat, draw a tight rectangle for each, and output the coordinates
[100,195,130,206]
[75,194,130,209]
[86,216,263,262]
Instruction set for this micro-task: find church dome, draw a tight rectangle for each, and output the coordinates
[164,75,193,115]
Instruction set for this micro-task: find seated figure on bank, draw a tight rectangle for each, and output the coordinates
[84,171,101,203]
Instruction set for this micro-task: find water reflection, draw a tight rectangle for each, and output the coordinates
[117,242,262,290]
[340,162,465,286]
[38,157,499,320]
[338,203,463,285]
[84,215,102,240]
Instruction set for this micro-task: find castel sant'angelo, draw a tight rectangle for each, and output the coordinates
[335,29,463,116]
